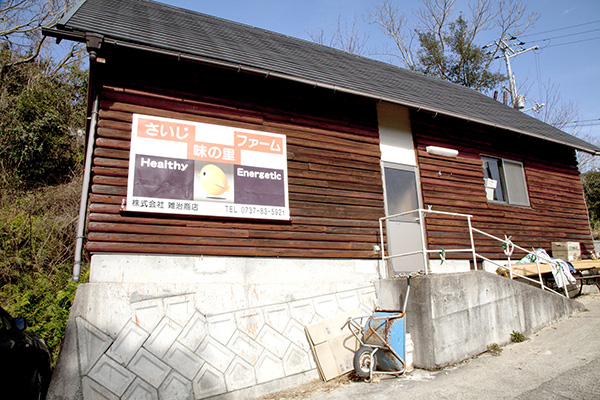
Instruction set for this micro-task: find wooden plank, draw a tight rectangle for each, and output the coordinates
[91,185,127,196]
[94,147,130,160]
[93,157,129,168]
[88,221,249,238]
[101,88,266,125]
[97,119,131,132]
[88,212,380,236]
[99,109,133,122]
[289,177,383,194]
[87,232,373,250]
[289,152,380,172]
[86,241,378,258]
[92,175,127,186]
[96,137,130,151]
[263,120,380,144]
[290,184,383,201]
[288,145,380,165]
[89,194,125,205]
[291,208,383,221]
[288,169,382,187]
[92,167,128,178]
[97,127,131,140]
[509,261,598,277]
[289,192,383,207]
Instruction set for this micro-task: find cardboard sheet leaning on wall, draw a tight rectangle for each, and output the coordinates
[305,309,361,381]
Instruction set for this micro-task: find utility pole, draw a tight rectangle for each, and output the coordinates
[496,39,539,110]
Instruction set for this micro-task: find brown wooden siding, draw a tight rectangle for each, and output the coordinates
[85,52,384,258]
[412,111,593,261]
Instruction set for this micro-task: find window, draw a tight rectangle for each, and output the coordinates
[383,165,420,216]
[481,156,529,206]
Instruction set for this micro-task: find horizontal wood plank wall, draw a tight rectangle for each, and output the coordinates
[87,77,384,258]
[411,111,593,261]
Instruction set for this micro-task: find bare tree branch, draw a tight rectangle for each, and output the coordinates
[468,0,496,42]
[332,13,370,55]
[366,0,417,69]
[306,25,333,47]
[1,0,78,69]
[46,42,84,77]
[306,13,370,56]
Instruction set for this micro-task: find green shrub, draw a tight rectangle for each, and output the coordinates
[0,178,86,366]
[0,267,87,364]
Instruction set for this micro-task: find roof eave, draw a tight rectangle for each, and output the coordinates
[43,27,600,155]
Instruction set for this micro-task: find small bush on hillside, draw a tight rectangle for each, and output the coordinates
[0,177,87,365]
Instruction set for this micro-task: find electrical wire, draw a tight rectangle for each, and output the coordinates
[513,19,600,49]
[539,27,600,42]
[545,36,600,48]
[519,19,600,39]
[564,118,600,126]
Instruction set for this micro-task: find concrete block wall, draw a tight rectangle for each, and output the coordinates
[379,271,584,370]
[48,255,380,399]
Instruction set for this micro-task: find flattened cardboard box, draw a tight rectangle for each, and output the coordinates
[305,309,361,381]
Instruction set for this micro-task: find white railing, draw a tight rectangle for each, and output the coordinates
[379,208,567,297]
[379,208,477,273]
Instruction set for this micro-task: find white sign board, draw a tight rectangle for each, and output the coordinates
[126,114,289,220]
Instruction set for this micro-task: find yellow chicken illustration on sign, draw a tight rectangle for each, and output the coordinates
[199,164,230,196]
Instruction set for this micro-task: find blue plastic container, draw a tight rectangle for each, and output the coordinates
[363,311,406,371]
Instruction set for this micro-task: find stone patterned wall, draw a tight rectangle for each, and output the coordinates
[75,286,377,399]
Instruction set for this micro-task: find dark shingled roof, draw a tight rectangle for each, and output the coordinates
[46,0,599,154]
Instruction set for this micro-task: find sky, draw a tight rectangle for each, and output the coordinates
[158,0,600,140]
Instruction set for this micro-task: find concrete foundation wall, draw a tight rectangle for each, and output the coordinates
[378,271,584,370]
[47,255,381,400]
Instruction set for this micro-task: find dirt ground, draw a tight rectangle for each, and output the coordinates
[254,374,360,400]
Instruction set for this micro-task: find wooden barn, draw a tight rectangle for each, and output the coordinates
[43,0,599,398]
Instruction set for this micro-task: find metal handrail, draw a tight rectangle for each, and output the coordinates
[379,208,569,297]
[379,208,477,275]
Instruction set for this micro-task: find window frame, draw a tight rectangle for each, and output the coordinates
[481,155,530,207]
[381,162,422,217]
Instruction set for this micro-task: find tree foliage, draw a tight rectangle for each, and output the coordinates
[1,0,87,189]
[0,48,87,188]
[581,171,600,239]
[417,15,505,91]
[367,0,538,93]
[306,0,537,94]
[0,0,88,366]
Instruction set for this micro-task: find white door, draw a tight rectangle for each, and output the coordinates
[383,164,426,275]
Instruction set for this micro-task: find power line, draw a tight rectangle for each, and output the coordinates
[539,27,600,42]
[564,123,600,127]
[564,118,600,125]
[545,35,600,48]
[519,19,600,39]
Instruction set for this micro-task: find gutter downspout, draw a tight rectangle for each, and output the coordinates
[72,33,103,282]
[72,90,98,281]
